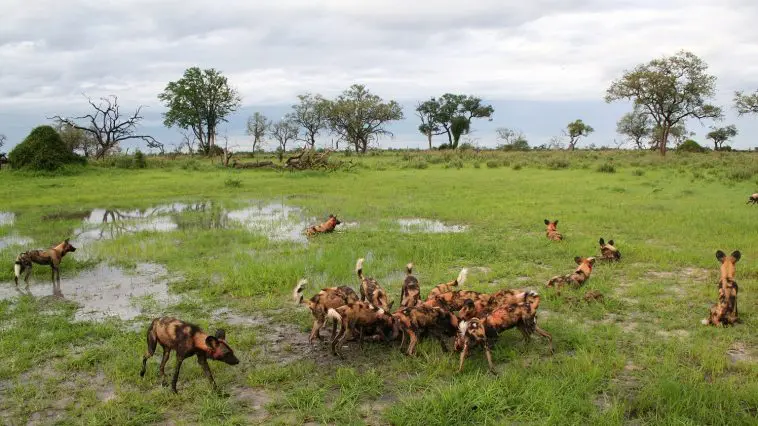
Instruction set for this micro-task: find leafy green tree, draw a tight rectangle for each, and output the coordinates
[416,100,443,150]
[706,124,738,150]
[606,50,722,156]
[55,122,98,157]
[616,106,651,149]
[564,119,594,150]
[415,94,494,149]
[289,93,329,149]
[158,67,241,155]
[269,118,299,160]
[734,90,758,115]
[246,112,270,157]
[9,125,85,171]
[496,127,529,150]
[323,84,403,153]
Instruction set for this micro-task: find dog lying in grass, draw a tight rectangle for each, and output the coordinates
[356,258,394,311]
[702,250,741,327]
[327,302,393,358]
[14,239,76,295]
[140,316,239,393]
[598,238,621,261]
[546,256,596,292]
[544,219,563,241]
[305,214,341,236]
[293,279,360,343]
[400,263,422,308]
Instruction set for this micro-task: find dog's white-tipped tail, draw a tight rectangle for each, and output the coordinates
[406,263,413,275]
[455,268,468,286]
[458,320,469,337]
[326,308,342,323]
[701,318,709,325]
[293,279,307,304]
[356,258,365,277]
[13,263,21,279]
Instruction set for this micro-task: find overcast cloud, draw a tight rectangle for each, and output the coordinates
[2,0,758,151]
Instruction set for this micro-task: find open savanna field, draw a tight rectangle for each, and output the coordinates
[1,150,757,425]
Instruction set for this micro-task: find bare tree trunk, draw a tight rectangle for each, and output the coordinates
[659,127,669,156]
[427,130,432,150]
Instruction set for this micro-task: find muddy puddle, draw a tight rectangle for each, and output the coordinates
[0,263,180,322]
[0,235,33,250]
[0,212,14,226]
[397,218,467,233]
[227,202,315,244]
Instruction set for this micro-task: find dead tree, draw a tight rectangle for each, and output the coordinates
[50,95,162,159]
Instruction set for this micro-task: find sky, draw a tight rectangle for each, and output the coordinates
[1,0,758,153]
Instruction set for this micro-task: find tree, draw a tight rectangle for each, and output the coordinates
[0,134,5,150]
[50,95,160,159]
[269,118,299,161]
[246,112,270,157]
[706,124,738,150]
[8,125,85,171]
[416,94,494,149]
[158,67,241,156]
[495,127,529,150]
[616,106,652,150]
[55,122,99,157]
[415,100,443,150]
[605,50,722,156]
[652,123,691,150]
[323,84,404,153]
[289,93,329,149]
[734,90,758,115]
[564,119,594,150]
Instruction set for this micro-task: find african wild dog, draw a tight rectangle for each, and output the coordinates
[139,316,239,393]
[305,214,342,236]
[400,263,421,308]
[356,258,394,311]
[14,239,76,294]
[392,304,459,356]
[747,193,758,205]
[702,250,741,326]
[426,289,488,312]
[327,302,393,358]
[454,318,495,373]
[544,219,563,241]
[426,268,468,300]
[293,279,360,343]
[598,238,621,261]
[546,256,596,291]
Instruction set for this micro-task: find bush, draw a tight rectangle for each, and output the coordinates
[134,150,146,168]
[547,158,570,169]
[224,178,242,188]
[486,160,500,168]
[632,169,645,176]
[444,159,464,169]
[437,143,452,150]
[512,163,523,170]
[597,163,616,173]
[8,125,85,171]
[677,139,706,153]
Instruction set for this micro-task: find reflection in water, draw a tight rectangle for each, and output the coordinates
[397,218,468,234]
[227,202,313,244]
[0,212,14,226]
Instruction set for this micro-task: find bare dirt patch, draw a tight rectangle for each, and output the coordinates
[727,342,758,365]
[646,267,711,283]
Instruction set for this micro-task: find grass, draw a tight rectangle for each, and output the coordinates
[1,150,757,424]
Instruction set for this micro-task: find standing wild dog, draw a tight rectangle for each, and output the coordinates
[139,317,239,393]
[426,268,468,299]
[454,318,495,373]
[356,258,394,311]
[392,304,459,356]
[14,239,76,294]
[598,238,621,261]
[305,214,342,236]
[400,263,421,308]
[747,193,758,205]
[544,219,563,241]
[293,279,360,343]
[327,302,392,358]
[702,250,741,326]
[546,256,596,291]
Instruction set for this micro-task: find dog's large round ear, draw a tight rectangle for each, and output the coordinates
[544,219,549,225]
[387,301,394,311]
[215,329,226,340]
[588,257,596,265]
[608,240,615,246]
[205,335,219,349]
[716,250,726,263]
[554,220,558,225]
[574,256,582,265]
[731,250,742,262]
[64,238,70,243]
[599,238,605,245]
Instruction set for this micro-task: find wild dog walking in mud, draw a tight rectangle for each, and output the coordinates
[139,317,239,393]
[392,304,459,356]
[598,238,621,261]
[305,214,342,236]
[544,219,563,241]
[546,256,596,292]
[356,258,394,311]
[400,263,421,308]
[426,268,468,299]
[703,250,741,327]
[327,302,393,358]
[747,193,758,205]
[14,239,76,295]
[293,279,360,343]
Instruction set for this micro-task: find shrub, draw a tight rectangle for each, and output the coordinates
[632,169,645,176]
[134,150,147,168]
[512,163,523,170]
[597,163,616,173]
[437,143,452,150]
[486,160,500,168]
[224,178,242,188]
[677,139,706,153]
[444,159,464,169]
[8,125,85,171]
[403,159,428,169]
[547,158,570,170]
[473,162,481,169]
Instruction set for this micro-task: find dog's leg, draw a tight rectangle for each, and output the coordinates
[309,318,324,344]
[140,333,158,378]
[197,355,217,391]
[458,343,470,372]
[406,329,419,356]
[483,341,496,374]
[23,266,32,289]
[533,325,553,354]
[159,346,171,386]
[171,354,185,393]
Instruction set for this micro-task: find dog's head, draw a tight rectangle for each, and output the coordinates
[62,239,77,253]
[544,219,558,232]
[574,256,596,274]
[716,250,741,281]
[206,329,240,365]
[328,214,341,225]
[599,238,620,259]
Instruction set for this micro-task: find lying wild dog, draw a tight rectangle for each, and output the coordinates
[139,316,239,393]
[454,318,495,373]
[544,219,563,241]
[392,304,459,356]
[747,193,758,205]
[546,256,596,291]
[293,279,360,343]
[598,238,621,261]
[703,250,741,326]
[327,302,392,358]
[426,268,468,300]
[305,214,342,236]
[14,239,76,294]
[583,290,604,303]
[400,263,421,308]
[356,258,394,311]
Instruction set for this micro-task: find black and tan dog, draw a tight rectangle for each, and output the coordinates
[703,250,741,327]
[139,316,239,393]
[400,263,421,308]
[454,317,495,373]
[392,304,459,356]
[426,268,468,300]
[293,279,360,343]
[327,302,393,358]
[305,214,342,237]
[546,256,596,291]
[747,193,758,205]
[356,258,394,311]
[544,219,563,241]
[14,239,76,294]
[598,238,621,261]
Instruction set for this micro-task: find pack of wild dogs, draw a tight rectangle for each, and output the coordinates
[9,202,750,393]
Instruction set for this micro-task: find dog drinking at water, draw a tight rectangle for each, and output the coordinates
[14,239,76,295]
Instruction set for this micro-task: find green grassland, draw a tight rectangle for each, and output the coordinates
[1,150,757,425]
